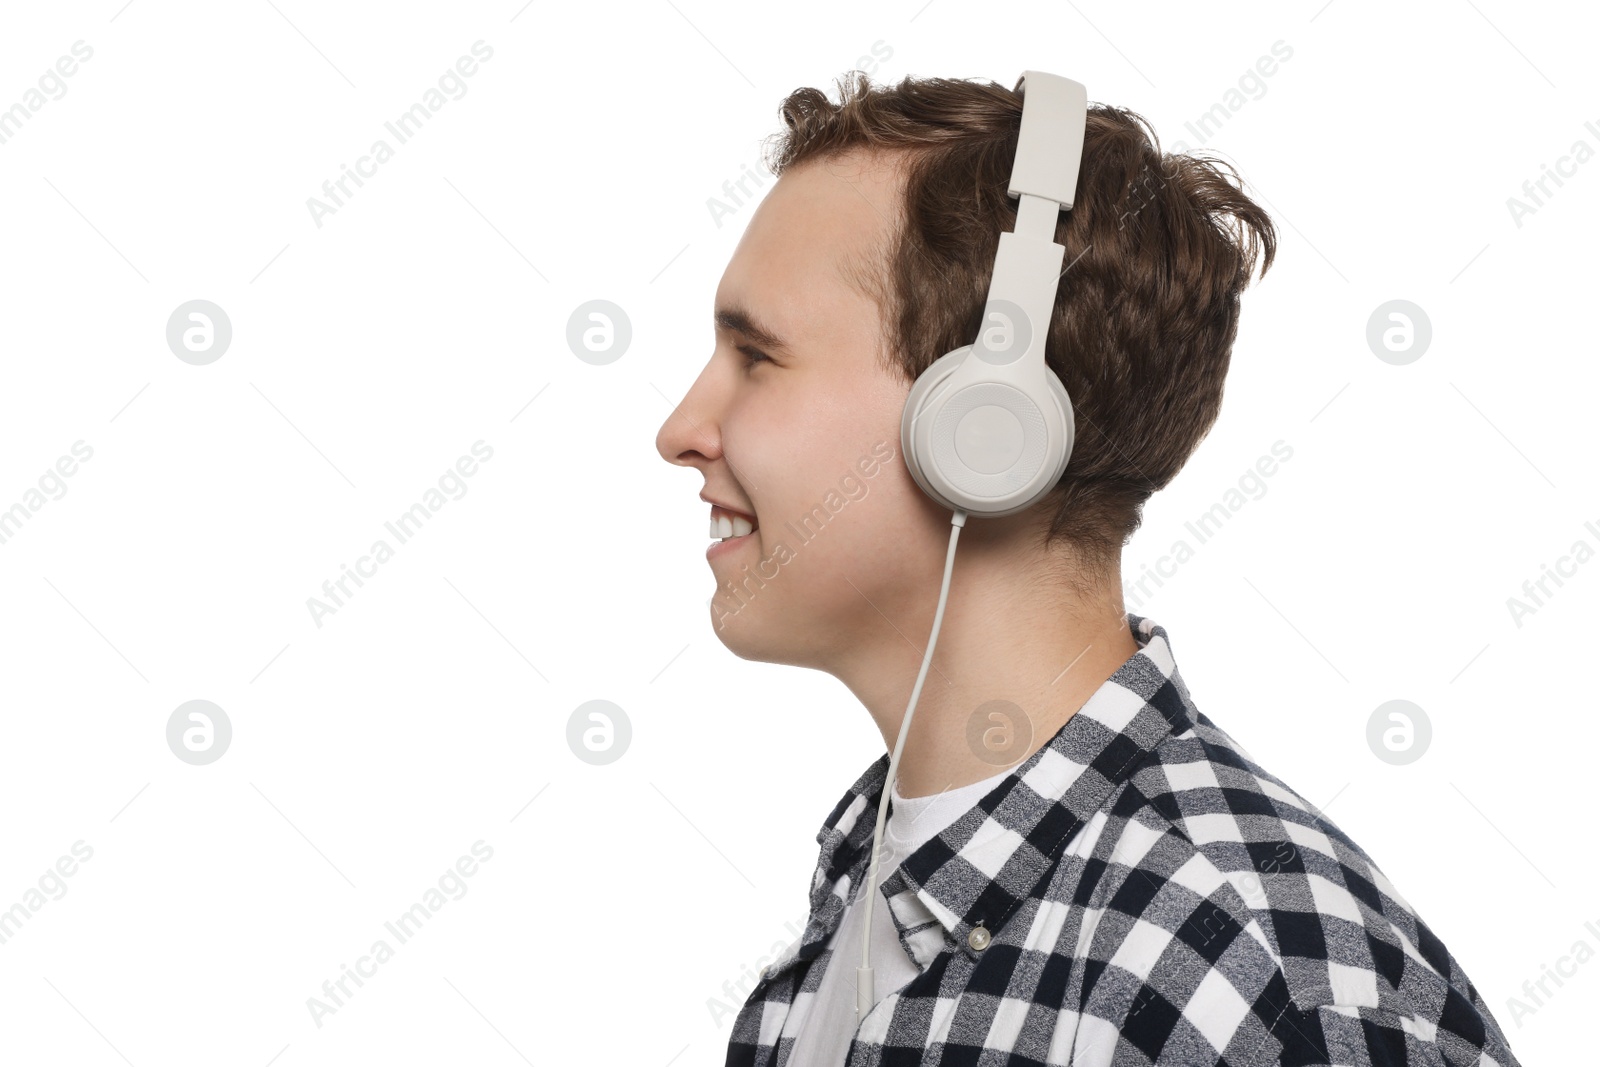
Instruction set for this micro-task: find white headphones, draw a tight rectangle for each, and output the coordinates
[857,70,1088,1020]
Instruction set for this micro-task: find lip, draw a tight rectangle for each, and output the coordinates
[699,493,758,524]
[706,530,758,560]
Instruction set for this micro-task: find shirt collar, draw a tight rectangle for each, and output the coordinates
[759,614,1196,986]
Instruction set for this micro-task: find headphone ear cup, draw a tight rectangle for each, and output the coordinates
[900,347,975,513]
[901,347,1076,517]
[1044,367,1074,474]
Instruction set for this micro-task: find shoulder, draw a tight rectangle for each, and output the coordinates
[1039,714,1518,1066]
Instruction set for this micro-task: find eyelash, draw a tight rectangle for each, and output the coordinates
[737,345,770,369]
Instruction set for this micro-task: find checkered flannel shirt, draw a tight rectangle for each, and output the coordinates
[725,615,1520,1066]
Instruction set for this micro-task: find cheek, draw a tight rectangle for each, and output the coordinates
[726,378,930,552]
[717,399,784,465]
[724,396,851,496]
[787,443,929,567]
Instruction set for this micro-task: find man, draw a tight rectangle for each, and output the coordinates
[656,72,1519,1067]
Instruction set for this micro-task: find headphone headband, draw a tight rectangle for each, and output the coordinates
[1010,72,1089,211]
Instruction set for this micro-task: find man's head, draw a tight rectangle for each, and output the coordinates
[656,72,1276,665]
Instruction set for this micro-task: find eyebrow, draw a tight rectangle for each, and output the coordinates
[714,305,793,355]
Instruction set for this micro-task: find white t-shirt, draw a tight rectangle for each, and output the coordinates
[786,763,1016,1067]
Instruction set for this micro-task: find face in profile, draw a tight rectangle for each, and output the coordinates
[655,151,960,668]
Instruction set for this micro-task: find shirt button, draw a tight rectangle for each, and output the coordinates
[968,925,991,951]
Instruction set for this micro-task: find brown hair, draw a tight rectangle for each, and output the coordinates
[760,72,1277,582]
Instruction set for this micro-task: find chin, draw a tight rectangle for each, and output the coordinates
[709,600,757,652]
[712,624,772,665]
[707,606,795,666]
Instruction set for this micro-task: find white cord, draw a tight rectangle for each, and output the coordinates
[856,507,967,1021]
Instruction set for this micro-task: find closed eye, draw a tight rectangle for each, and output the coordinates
[737,345,770,369]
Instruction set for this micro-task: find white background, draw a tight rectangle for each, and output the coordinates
[0,1,1594,1064]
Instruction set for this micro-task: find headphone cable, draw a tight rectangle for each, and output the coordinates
[856,506,967,1020]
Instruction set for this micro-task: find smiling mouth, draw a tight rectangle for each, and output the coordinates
[709,504,758,542]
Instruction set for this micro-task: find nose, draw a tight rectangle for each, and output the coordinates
[655,361,723,472]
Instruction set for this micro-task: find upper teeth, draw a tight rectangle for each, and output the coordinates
[709,505,756,540]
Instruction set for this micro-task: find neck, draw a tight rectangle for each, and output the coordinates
[833,535,1140,800]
